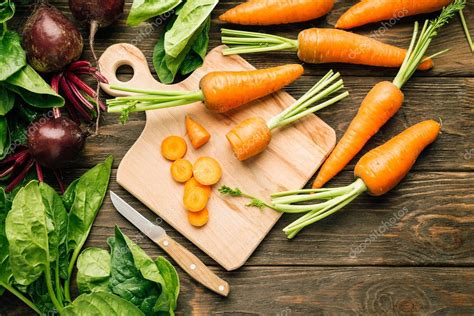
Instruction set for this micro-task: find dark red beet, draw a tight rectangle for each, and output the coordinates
[22,3,83,73]
[68,0,125,28]
[27,117,86,169]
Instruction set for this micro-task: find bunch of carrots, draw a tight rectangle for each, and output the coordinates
[161,116,221,227]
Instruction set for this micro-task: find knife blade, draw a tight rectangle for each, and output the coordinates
[110,191,230,297]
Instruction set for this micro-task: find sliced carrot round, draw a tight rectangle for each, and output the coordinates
[187,208,209,227]
[183,177,211,212]
[193,157,222,185]
[161,136,187,161]
[170,159,193,183]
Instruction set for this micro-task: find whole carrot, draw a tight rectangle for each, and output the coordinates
[336,0,453,30]
[227,70,348,160]
[220,120,441,238]
[220,0,334,25]
[312,0,464,188]
[107,64,303,123]
[221,28,433,70]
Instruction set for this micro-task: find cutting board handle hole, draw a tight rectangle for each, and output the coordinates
[115,63,135,83]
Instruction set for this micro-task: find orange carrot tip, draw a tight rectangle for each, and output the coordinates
[227,70,349,160]
[107,64,303,123]
[185,115,211,149]
[221,120,441,239]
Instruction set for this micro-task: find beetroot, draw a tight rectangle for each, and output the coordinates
[27,116,86,169]
[22,3,83,73]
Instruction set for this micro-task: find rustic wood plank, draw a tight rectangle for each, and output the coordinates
[37,169,470,267]
[71,77,474,172]
[1,267,473,315]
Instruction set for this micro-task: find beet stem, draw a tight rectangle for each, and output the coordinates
[68,79,95,110]
[35,162,44,182]
[59,76,93,121]
[53,169,65,194]
[0,148,28,165]
[68,60,91,71]
[6,159,34,193]
[89,20,102,135]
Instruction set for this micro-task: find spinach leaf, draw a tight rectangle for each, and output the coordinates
[154,257,179,313]
[0,31,26,81]
[108,226,161,315]
[5,181,49,286]
[62,292,145,316]
[0,0,14,25]
[127,0,181,26]
[76,247,111,294]
[164,0,217,58]
[27,275,56,314]
[4,65,64,108]
[0,116,10,159]
[0,85,14,115]
[179,16,210,76]
[66,155,113,256]
[62,178,79,210]
[0,188,12,295]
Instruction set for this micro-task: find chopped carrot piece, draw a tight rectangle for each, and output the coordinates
[187,208,209,227]
[193,157,222,186]
[186,115,211,149]
[170,159,193,183]
[161,136,187,161]
[183,177,211,212]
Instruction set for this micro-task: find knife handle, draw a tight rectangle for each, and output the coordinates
[154,235,230,297]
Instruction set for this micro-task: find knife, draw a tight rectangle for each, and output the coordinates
[110,191,230,297]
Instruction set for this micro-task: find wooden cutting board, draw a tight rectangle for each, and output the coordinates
[99,44,336,271]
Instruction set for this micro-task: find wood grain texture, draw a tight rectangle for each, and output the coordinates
[2,0,472,314]
[99,44,335,270]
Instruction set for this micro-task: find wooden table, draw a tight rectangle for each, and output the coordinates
[2,1,473,314]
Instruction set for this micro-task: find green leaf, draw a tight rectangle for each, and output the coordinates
[0,116,10,159]
[4,65,64,108]
[27,275,56,314]
[66,156,113,255]
[179,16,210,76]
[154,257,180,313]
[108,226,160,314]
[0,31,26,81]
[0,0,15,25]
[164,0,217,58]
[62,292,145,316]
[127,0,181,26]
[0,188,12,293]
[5,181,49,286]
[62,178,79,210]
[0,85,14,115]
[76,247,111,294]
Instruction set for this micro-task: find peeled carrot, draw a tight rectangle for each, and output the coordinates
[108,65,304,122]
[221,28,433,70]
[200,65,303,113]
[161,136,187,161]
[221,120,441,239]
[220,0,334,25]
[355,120,441,196]
[183,177,211,212]
[336,0,453,30]
[170,159,193,183]
[185,115,211,149]
[193,157,222,185]
[312,81,404,188]
[312,2,463,188]
[187,208,209,227]
[227,70,348,160]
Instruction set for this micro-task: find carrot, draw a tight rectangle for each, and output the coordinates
[107,65,304,122]
[220,120,441,238]
[161,136,187,161]
[187,208,209,227]
[221,28,433,70]
[200,65,303,113]
[193,157,222,185]
[170,159,193,183]
[354,120,441,196]
[312,1,463,188]
[336,0,453,30]
[183,177,211,212]
[227,70,349,160]
[219,0,334,25]
[185,115,211,149]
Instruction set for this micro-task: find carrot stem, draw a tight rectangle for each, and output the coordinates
[392,0,466,88]
[459,10,474,52]
[266,70,348,130]
[221,28,298,55]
